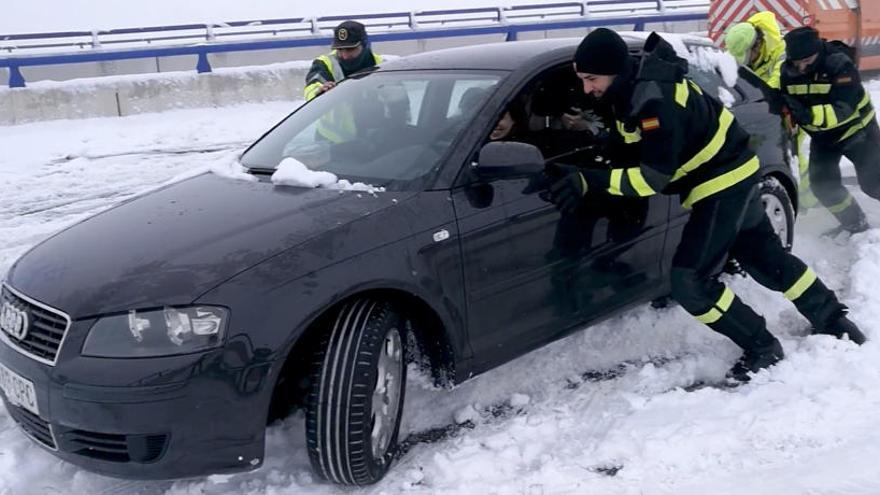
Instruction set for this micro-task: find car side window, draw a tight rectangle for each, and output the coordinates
[446,79,499,119]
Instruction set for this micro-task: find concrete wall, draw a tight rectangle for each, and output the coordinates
[0,21,708,125]
[0,66,309,125]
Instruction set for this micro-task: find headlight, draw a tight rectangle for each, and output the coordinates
[82,306,228,358]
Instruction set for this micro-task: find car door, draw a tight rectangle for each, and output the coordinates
[453,157,670,371]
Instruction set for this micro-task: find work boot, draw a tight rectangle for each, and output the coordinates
[823,218,870,237]
[726,339,784,382]
[815,312,867,345]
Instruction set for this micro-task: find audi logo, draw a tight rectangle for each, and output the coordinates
[0,301,29,341]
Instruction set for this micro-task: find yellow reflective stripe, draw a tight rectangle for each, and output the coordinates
[695,308,722,324]
[839,109,877,142]
[810,83,831,94]
[304,81,323,101]
[827,194,853,214]
[784,268,817,301]
[824,104,838,127]
[616,121,641,143]
[688,79,703,95]
[694,287,735,324]
[373,53,384,64]
[627,167,656,196]
[787,84,809,95]
[811,105,825,127]
[682,156,759,209]
[579,173,588,196]
[672,108,734,182]
[609,169,624,195]
[675,81,689,107]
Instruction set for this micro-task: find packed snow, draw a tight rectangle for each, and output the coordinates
[2,80,880,495]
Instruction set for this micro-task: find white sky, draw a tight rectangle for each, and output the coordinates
[1,0,584,34]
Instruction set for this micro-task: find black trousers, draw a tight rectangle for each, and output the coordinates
[670,183,845,351]
[810,120,880,228]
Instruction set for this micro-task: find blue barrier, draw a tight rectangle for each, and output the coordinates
[0,1,708,88]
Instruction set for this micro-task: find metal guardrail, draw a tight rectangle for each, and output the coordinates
[0,0,709,87]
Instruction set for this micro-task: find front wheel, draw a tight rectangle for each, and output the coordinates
[305,299,407,486]
[760,176,795,251]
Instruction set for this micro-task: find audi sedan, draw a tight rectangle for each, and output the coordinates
[0,34,796,486]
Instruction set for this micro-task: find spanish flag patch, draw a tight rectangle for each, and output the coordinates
[836,75,853,84]
[641,117,660,131]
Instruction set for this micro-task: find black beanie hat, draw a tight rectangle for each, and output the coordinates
[785,26,822,61]
[574,28,629,75]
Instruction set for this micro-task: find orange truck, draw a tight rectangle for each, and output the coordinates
[709,0,880,70]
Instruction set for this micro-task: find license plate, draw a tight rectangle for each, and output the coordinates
[0,363,39,416]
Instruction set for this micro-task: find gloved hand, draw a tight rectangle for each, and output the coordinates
[782,95,812,125]
[521,170,555,201]
[765,89,785,115]
[548,164,589,214]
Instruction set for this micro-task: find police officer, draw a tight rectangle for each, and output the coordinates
[724,12,818,210]
[549,29,865,380]
[781,26,879,235]
[725,12,786,89]
[303,20,383,101]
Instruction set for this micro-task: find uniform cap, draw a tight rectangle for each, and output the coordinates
[332,20,367,49]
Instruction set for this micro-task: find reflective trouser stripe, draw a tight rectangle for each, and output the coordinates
[683,156,760,209]
[784,268,818,301]
[827,193,854,214]
[694,287,735,324]
[672,109,734,181]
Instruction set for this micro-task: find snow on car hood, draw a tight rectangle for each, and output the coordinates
[6,172,410,317]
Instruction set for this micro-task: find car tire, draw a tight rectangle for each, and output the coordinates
[759,175,795,251]
[305,299,407,486]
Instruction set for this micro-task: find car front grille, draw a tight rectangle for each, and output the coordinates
[1,285,70,366]
[6,402,57,450]
[55,428,168,463]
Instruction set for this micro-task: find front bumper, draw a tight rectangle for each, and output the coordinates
[0,320,275,480]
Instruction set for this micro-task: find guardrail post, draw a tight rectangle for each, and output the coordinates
[409,12,419,29]
[91,30,102,49]
[8,64,26,88]
[206,24,216,42]
[657,0,666,12]
[310,18,321,35]
[196,52,212,73]
[581,1,591,17]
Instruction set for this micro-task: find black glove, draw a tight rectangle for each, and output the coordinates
[765,89,785,115]
[782,95,812,125]
[521,170,555,202]
[548,164,589,214]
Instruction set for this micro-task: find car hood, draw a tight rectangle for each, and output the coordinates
[6,173,413,317]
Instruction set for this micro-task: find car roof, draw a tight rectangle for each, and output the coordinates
[377,33,712,72]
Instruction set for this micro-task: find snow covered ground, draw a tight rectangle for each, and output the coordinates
[2,83,880,494]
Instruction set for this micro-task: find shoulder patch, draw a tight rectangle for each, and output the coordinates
[835,75,853,84]
[641,117,661,131]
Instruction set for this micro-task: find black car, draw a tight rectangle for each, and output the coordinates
[0,35,797,486]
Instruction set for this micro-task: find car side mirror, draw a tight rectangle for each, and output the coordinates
[475,141,544,180]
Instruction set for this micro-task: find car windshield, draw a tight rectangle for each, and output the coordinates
[240,70,502,188]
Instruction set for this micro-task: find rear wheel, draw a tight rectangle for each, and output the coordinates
[305,299,406,486]
[760,176,795,250]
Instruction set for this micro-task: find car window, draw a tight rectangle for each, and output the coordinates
[447,79,499,118]
[240,71,502,188]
